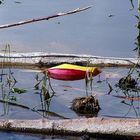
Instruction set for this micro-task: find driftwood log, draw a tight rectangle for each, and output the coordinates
[0,118,139,137]
[0,52,139,68]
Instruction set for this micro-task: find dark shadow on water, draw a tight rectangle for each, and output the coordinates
[0,131,135,140]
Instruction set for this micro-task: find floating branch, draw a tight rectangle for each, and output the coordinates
[0,52,140,68]
[0,6,92,29]
[0,118,139,137]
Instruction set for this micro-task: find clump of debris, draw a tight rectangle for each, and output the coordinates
[71,96,101,116]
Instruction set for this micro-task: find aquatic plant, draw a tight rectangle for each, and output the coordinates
[34,73,55,117]
[0,45,28,115]
[0,45,16,115]
[133,15,140,57]
[96,65,140,118]
[112,65,140,117]
[128,0,140,57]
[129,0,140,11]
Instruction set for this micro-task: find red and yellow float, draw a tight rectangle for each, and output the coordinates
[45,64,101,81]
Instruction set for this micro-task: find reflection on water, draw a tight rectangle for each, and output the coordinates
[0,1,139,139]
[0,65,139,119]
[0,0,138,57]
[0,45,139,118]
[139,0,140,12]
[100,67,140,118]
[0,65,68,119]
[33,73,56,118]
[0,64,139,139]
[0,131,132,140]
[0,45,17,115]
[114,66,140,117]
[135,20,140,57]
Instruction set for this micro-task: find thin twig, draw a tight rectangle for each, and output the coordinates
[0,99,67,119]
[0,5,92,29]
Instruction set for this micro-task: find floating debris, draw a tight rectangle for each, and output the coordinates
[117,75,138,90]
[44,64,101,81]
[71,96,101,116]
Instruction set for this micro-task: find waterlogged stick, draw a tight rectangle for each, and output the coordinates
[0,52,140,67]
[0,118,139,136]
[0,6,92,29]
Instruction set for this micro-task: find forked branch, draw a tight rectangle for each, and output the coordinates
[0,5,92,29]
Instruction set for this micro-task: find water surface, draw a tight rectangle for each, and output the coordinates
[0,0,139,139]
[0,0,138,57]
[0,67,139,119]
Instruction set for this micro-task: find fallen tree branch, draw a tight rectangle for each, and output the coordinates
[0,52,139,67]
[0,99,68,119]
[0,118,139,137]
[0,6,92,29]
